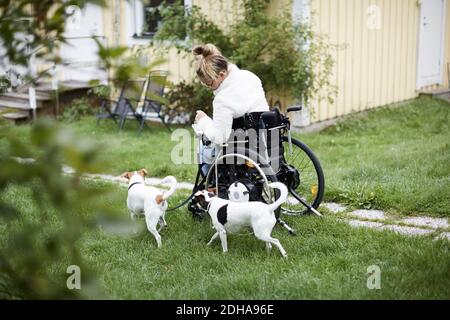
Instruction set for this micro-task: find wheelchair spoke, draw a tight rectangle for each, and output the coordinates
[280,137,324,215]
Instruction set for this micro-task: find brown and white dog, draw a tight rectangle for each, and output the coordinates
[193,182,289,258]
[121,169,177,248]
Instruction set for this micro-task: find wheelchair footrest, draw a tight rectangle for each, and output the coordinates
[277,218,297,236]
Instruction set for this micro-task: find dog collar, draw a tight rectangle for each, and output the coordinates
[128,182,142,190]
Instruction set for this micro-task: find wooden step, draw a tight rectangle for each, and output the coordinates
[1,91,51,101]
[0,98,39,110]
[2,111,29,120]
[0,92,49,109]
[58,80,94,90]
[37,81,93,92]
[1,110,30,124]
[419,88,450,99]
[17,80,94,94]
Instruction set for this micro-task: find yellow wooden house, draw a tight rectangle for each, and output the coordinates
[53,0,450,126]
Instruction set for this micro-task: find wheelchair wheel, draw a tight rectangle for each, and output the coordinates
[204,145,282,218]
[280,136,325,215]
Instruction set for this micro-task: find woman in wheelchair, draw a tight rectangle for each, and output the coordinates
[192,43,270,175]
[188,43,324,226]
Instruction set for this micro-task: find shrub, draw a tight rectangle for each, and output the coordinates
[165,81,213,123]
[0,75,11,94]
[0,119,125,299]
[87,83,112,99]
[59,98,93,123]
[153,0,337,118]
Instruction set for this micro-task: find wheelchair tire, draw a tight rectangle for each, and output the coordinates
[280,136,325,215]
[205,145,282,218]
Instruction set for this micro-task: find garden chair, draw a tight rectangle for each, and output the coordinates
[96,79,146,130]
[138,70,171,133]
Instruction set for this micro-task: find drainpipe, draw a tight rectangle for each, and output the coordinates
[291,0,311,128]
[28,37,37,120]
[447,62,449,89]
[113,0,121,46]
[51,65,60,117]
[28,86,37,121]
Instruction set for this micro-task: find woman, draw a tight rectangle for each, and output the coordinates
[193,43,270,143]
[193,43,270,174]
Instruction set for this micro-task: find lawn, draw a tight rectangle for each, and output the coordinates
[3,96,449,216]
[1,180,449,299]
[1,96,449,299]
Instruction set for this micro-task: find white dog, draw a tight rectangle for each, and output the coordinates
[121,169,177,248]
[193,182,289,258]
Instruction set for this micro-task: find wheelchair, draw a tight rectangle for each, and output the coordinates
[171,106,325,235]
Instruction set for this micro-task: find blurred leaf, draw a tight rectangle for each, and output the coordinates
[0,117,122,299]
[0,203,20,221]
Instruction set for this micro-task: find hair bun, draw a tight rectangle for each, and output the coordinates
[192,44,221,58]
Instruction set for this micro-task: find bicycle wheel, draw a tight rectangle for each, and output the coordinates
[279,136,325,215]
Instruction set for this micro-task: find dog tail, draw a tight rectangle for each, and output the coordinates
[267,182,289,212]
[161,176,177,200]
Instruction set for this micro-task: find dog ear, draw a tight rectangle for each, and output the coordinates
[207,187,217,195]
[155,194,164,205]
[194,191,204,197]
[120,172,131,180]
[138,168,148,177]
[195,193,207,208]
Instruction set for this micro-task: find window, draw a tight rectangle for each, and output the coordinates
[141,0,179,37]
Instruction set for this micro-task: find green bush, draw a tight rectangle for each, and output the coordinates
[165,81,213,123]
[0,119,126,299]
[59,98,94,123]
[0,76,11,94]
[153,0,337,117]
[87,83,112,99]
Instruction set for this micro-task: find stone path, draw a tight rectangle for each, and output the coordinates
[322,202,449,240]
[13,156,448,240]
[59,165,450,241]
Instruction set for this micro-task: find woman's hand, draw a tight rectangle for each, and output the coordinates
[195,110,207,123]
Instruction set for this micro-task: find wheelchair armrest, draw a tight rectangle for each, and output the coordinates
[287,106,302,112]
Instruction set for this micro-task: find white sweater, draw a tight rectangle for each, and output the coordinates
[196,64,269,145]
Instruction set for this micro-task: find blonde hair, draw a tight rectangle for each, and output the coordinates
[192,43,228,82]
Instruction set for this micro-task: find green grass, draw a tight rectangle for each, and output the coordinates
[1,96,449,299]
[1,180,449,299]
[304,97,450,216]
[3,96,449,216]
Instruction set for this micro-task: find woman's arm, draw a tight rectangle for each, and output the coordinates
[196,100,234,145]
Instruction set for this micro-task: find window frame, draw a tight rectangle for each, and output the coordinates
[130,0,192,40]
